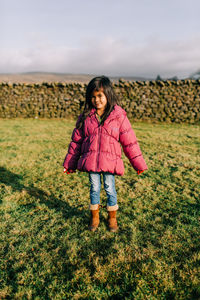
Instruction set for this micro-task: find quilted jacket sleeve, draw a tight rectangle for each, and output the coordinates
[63,117,84,170]
[119,115,148,172]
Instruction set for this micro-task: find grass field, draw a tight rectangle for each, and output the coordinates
[0,119,199,299]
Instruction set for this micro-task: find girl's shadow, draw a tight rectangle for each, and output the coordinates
[0,166,86,219]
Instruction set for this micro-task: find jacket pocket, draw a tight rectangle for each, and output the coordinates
[81,137,90,154]
[113,140,121,158]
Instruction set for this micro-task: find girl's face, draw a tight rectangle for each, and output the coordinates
[91,89,107,114]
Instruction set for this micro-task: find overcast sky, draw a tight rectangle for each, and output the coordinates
[1,0,200,78]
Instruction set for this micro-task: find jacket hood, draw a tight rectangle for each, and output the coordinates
[89,104,126,122]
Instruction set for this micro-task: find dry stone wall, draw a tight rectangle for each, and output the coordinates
[0,79,199,123]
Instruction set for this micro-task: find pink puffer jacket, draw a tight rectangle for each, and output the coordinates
[63,105,148,176]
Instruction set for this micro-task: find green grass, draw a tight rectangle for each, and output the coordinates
[0,119,199,299]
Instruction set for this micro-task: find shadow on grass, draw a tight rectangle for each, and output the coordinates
[0,166,135,237]
[1,167,136,298]
[0,166,87,220]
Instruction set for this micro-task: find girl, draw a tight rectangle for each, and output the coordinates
[63,76,148,232]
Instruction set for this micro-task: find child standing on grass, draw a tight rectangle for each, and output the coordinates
[63,76,148,232]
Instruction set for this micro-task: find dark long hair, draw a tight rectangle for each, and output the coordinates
[76,76,118,129]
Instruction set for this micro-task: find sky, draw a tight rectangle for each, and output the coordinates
[0,0,200,79]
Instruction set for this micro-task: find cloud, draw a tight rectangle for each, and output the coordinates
[0,36,200,78]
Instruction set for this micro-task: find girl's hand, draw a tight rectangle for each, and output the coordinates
[64,168,76,174]
[137,170,144,175]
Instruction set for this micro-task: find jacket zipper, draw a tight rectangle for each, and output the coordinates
[95,114,101,172]
[97,126,102,171]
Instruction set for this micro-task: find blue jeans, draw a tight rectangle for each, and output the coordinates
[89,172,117,207]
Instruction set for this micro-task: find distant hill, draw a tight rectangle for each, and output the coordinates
[190,70,200,79]
[0,72,151,83]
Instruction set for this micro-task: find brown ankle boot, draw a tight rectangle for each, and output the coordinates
[108,210,118,232]
[89,204,100,231]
